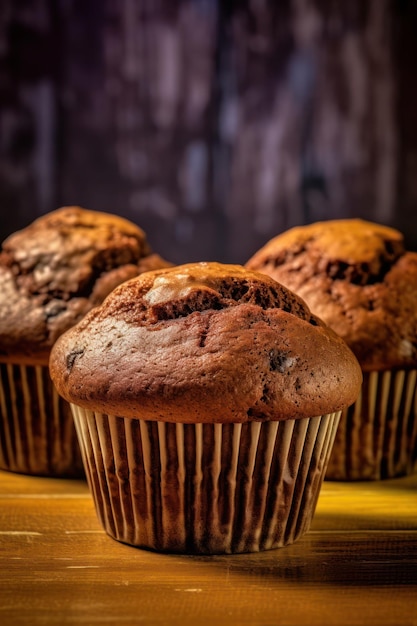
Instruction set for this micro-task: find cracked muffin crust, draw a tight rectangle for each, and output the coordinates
[246,219,417,371]
[49,262,362,423]
[0,206,171,366]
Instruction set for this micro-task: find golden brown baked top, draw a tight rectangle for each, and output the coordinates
[49,262,362,423]
[246,219,417,371]
[0,206,170,365]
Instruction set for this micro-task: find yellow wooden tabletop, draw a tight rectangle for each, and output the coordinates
[0,469,416,626]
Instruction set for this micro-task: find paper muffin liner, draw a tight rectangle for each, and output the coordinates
[0,363,84,477]
[71,406,340,554]
[326,369,417,481]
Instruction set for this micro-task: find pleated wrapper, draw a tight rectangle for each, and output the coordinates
[72,405,340,554]
[326,369,417,480]
[0,363,84,477]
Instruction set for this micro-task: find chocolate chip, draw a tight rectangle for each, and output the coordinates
[269,349,295,373]
[66,349,85,371]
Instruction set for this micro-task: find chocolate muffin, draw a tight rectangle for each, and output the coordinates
[50,262,361,554]
[0,206,171,477]
[246,218,417,480]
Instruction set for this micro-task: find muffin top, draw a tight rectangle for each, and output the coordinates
[246,219,417,371]
[0,206,170,365]
[49,262,362,423]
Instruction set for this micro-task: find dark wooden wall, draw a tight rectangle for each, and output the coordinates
[0,0,416,264]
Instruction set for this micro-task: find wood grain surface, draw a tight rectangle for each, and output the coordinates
[0,469,416,625]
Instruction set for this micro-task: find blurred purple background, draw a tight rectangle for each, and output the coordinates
[1,0,416,264]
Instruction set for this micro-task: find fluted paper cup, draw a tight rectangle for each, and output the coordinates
[72,406,340,554]
[326,369,417,481]
[0,363,84,477]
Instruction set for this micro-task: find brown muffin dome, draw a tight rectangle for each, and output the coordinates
[49,262,362,423]
[0,206,171,365]
[246,219,417,372]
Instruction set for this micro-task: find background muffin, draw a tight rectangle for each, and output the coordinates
[0,205,171,477]
[49,262,361,554]
[246,218,417,480]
